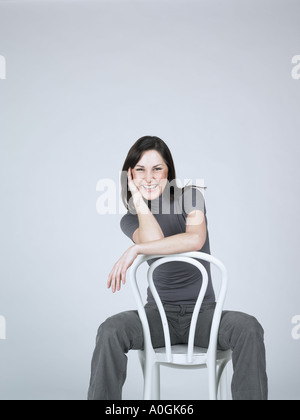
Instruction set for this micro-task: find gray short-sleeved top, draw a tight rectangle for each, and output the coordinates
[120,186,215,305]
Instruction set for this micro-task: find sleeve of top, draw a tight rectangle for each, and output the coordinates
[182,186,206,217]
[120,211,139,242]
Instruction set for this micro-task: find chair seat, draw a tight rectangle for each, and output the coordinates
[141,345,231,366]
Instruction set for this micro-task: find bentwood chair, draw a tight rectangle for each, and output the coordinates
[129,252,232,400]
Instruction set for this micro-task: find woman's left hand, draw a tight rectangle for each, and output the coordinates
[107,245,139,293]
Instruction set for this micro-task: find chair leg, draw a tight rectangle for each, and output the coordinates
[208,363,217,400]
[216,359,230,401]
[143,360,154,400]
[219,366,228,401]
[138,351,145,377]
[152,364,160,400]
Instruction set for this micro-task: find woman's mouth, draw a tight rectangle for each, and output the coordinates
[142,184,159,191]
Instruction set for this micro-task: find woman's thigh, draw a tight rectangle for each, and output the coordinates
[194,308,263,350]
[101,305,167,351]
[193,305,216,348]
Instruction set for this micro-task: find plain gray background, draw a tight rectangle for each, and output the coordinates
[0,0,300,400]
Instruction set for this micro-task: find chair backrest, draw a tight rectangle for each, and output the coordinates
[130,252,228,364]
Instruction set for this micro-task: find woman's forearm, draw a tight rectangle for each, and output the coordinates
[135,232,201,256]
[134,197,164,242]
[108,233,201,293]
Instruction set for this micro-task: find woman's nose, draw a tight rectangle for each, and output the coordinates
[144,171,153,184]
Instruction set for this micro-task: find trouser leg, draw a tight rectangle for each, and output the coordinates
[194,308,268,400]
[87,307,165,400]
[218,311,268,400]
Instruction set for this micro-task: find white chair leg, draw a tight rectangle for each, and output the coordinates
[143,361,154,400]
[138,351,145,377]
[219,365,228,400]
[151,364,160,400]
[208,363,217,400]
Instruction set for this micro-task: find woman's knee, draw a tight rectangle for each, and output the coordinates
[219,311,265,348]
[96,310,143,351]
[223,311,264,334]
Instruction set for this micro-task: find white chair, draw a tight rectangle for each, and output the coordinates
[129,251,232,400]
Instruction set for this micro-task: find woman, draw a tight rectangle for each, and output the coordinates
[88,136,268,400]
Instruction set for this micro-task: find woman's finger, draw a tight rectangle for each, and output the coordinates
[121,268,126,285]
[107,269,113,289]
[128,168,137,189]
[108,265,117,293]
[115,264,123,291]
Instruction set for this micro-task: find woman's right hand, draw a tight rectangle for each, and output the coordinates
[127,167,143,205]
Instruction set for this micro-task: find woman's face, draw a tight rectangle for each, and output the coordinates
[132,150,169,201]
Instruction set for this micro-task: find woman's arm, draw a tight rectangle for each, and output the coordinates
[133,198,164,243]
[127,168,164,243]
[108,212,205,293]
[136,231,201,256]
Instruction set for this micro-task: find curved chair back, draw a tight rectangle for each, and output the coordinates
[129,252,228,365]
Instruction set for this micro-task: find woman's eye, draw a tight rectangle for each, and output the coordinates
[135,168,162,172]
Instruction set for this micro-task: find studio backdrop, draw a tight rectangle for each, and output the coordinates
[0,0,299,400]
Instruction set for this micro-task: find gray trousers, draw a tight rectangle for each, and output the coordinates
[88,303,268,400]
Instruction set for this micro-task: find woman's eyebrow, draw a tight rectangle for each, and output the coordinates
[135,164,163,168]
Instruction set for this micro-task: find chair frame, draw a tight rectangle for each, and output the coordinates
[129,251,232,400]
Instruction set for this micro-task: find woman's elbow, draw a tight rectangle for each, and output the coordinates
[193,233,206,251]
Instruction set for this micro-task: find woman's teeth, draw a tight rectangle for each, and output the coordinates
[143,185,158,191]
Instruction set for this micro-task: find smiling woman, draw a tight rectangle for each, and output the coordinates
[88,135,268,401]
